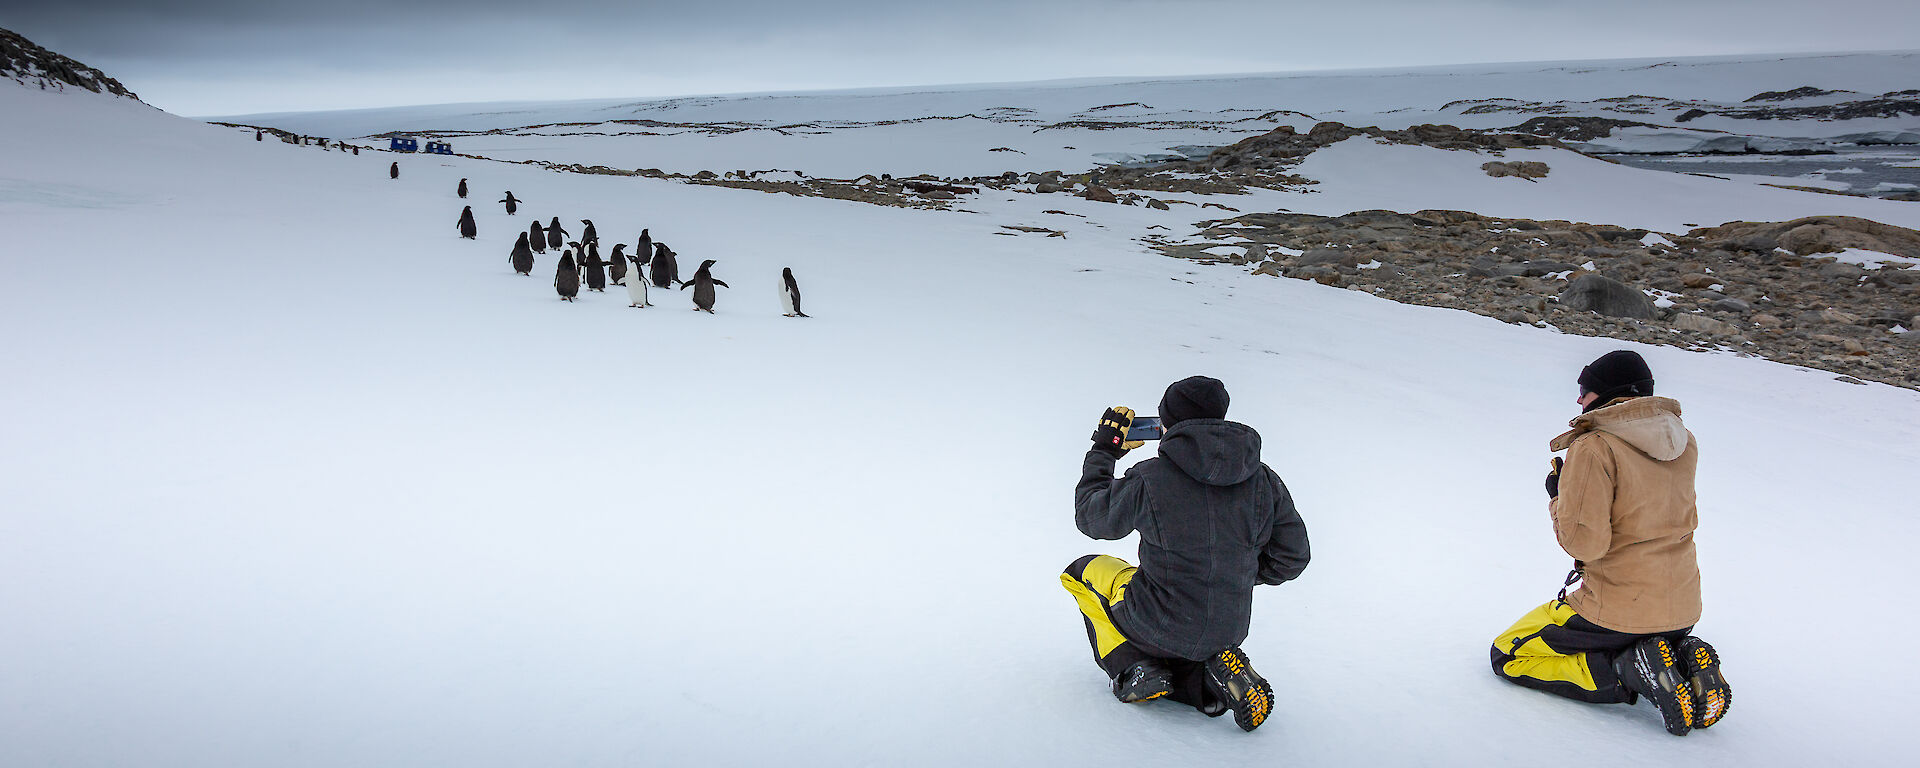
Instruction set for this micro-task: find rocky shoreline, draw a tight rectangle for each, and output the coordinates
[1153,210,1920,389]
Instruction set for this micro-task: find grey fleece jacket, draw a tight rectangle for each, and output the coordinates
[1074,418,1310,661]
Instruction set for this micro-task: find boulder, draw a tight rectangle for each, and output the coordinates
[1817,307,1862,325]
[1497,261,1581,277]
[1288,265,1344,286]
[1482,161,1551,180]
[1559,274,1655,319]
[1710,298,1752,314]
[1819,262,1868,281]
[1673,314,1741,336]
[1296,248,1353,267]
[924,190,956,200]
[1146,198,1170,211]
[1082,185,1118,203]
[1034,183,1061,194]
[1252,261,1283,277]
[1681,273,1721,289]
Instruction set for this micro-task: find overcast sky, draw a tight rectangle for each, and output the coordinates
[6,0,1918,116]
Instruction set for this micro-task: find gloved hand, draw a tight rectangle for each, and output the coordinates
[1091,406,1145,457]
[1545,457,1563,499]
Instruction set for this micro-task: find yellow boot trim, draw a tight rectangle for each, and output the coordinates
[1060,555,1137,659]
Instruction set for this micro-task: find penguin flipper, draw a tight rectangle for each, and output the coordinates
[712,280,730,289]
[681,283,692,290]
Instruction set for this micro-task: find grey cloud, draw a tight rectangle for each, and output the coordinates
[5,0,1916,115]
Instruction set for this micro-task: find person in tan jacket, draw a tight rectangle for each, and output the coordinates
[1489,350,1732,737]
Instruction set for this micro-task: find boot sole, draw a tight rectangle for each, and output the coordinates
[1682,640,1731,729]
[1626,637,1696,737]
[1207,648,1274,732]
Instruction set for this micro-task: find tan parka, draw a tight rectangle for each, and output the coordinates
[1548,396,1702,634]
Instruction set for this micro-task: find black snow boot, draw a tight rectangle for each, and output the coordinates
[1111,660,1173,704]
[1202,646,1274,732]
[1613,636,1695,736]
[1677,637,1731,729]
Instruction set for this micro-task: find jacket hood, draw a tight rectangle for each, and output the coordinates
[1157,419,1263,486]
[1550,396,1690,461]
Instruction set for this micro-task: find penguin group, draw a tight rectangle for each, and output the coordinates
[430,174,813,316]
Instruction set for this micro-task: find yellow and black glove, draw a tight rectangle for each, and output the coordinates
[1091,406,1145,457]
[1545,457,1563,499]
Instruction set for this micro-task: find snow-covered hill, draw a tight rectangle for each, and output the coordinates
[4,55,1920,768]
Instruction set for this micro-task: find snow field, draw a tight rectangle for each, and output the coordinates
[4,81,1919,767]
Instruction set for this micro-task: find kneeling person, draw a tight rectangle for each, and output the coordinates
[1062,376,1310,732]
[1489,351,1732,736]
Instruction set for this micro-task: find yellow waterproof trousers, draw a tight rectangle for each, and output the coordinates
[1490,600,1641,704]
[1061,554,1139,664]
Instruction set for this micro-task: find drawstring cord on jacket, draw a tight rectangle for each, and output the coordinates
[1556,561,1585,602]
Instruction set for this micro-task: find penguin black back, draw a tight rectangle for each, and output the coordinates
[511,232,534,275]
[498,191,520,215]
[581,219,598,247]
[457,206,477,239]
[649,242,679,289]
[608,243,628,284]
[555,250,579,301]
[547,217,567,250]
[457,178,468,198]
[529,220,546,253]
[389,161,398,179]
[583,242,607,292]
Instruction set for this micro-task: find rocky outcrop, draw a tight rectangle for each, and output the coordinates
[1745,86,1853,103]
[1676,95,1920,122]
[1149,210,1920,389]
[1691,216,1920,260]
[0,26,140,100]
[1507,116,1658,142]
[1483,161,1550,180]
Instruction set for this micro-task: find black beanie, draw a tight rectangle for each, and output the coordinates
[1159,376,1230,426]
[1577,351,1654,411]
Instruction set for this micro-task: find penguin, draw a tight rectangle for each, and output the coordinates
[780,267,810,318]
[254,130,262,141]
[608,243,629,285]
[546,217,568,251]
[498,191,521,215]
[624,252,651,308]
[389,161,398,179]
[637,229,653,265]
[457,178,468,199]
[528,220,546,254]
[582,242,607,292]
[649,242,679,289]
[681,259,729,313]
[457,206,477,239]
[510,232,535,275]
[580,219,598,247]
[555,250,580,301]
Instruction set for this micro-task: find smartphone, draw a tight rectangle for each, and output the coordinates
[1129,416,1165,441]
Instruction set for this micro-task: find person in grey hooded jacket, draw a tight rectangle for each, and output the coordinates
[1061,376,1310,732]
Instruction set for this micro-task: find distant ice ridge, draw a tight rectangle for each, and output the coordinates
[1574,128,1920,155]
